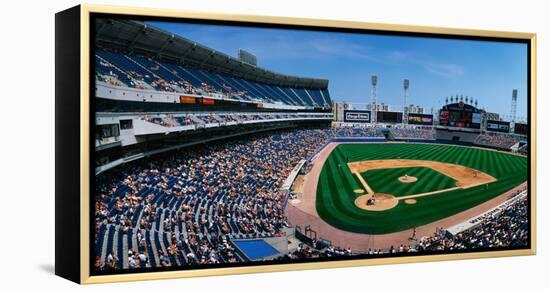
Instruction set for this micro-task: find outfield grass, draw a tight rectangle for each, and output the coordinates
[361,167,457,198]
[316,143,527,234]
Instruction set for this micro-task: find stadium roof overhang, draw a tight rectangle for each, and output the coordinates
[94,18,329,90]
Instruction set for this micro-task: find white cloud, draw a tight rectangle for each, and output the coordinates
[423,62,464,78]
[382,50,464,79]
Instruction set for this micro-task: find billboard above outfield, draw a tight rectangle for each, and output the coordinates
[439,102,481,129]
[344,110,371,123]
[486,120,511,133]
[407,113,433,125]
[377,111,402,123]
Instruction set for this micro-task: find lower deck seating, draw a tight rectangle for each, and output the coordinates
[93,128,333,270]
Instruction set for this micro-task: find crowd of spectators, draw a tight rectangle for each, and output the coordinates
[141,115,172,127]
[333,124,436,139]
[334,125,383,137]
[96,73,122,88]
[273,243,353,262]
[391,126,435,139]
[94,128,333,270]
[221,83,248,100]
[96,54,251,101]
[139,112,331,128]
[475,132,526,149]
[417,195,528,251]
[95,51,325,106]
[150,77,176,92]
[195,114,219,125]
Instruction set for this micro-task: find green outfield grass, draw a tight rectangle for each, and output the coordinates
[361,167,457,198]
[316,143,528,234]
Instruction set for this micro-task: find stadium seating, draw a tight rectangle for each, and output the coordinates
[139,112,330,128]
[474,132,526,149]
[94,128,333,270]
[95,48,331,107]
[416,193,528,251]
[334,126,384,138]
[390,126,435,139]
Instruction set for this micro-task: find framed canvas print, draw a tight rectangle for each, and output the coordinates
[55,4,536,284]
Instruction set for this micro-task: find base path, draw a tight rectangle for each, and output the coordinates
[355,172,375,195]
[285,142,527,251]
[395,186,458,201]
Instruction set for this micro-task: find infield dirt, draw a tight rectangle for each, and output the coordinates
[348,159,496,189]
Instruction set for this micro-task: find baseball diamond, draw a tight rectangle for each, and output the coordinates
[315,143,527,234]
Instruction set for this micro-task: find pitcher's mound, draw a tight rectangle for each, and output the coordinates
[398,175,418,183]
[355,193,398,211]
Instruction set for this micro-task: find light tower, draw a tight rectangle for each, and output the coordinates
[403,79,410,124]
[511,89,518,129]
[371,75,378,123]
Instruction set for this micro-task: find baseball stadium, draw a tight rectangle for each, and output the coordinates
[92,18,530,273]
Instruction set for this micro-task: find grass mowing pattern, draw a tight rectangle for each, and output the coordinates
[316,143,527,234]
[361,167,457,198]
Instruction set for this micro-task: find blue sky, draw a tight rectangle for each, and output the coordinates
[148,21,528,121]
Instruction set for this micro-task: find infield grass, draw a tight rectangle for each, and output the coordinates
[361,167,457,198]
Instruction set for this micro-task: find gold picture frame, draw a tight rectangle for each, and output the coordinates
[55,4,536,284]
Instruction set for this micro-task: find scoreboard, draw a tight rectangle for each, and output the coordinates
[439,101,481,129]
[377,111,402,123]
[238,49,258,66]
[514,123,528,135]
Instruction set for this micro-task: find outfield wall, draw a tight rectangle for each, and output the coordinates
[307,136,518,164]
[435,129,479,142]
